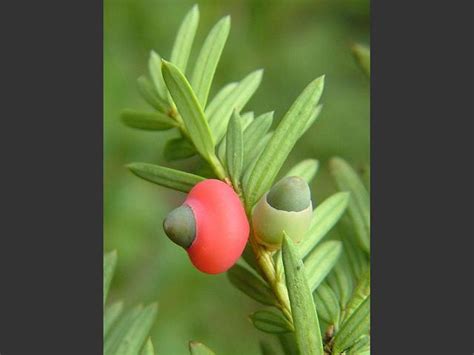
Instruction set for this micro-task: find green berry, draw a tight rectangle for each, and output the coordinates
[252,176,313,249]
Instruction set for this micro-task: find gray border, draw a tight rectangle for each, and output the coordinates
[371,1,473,354]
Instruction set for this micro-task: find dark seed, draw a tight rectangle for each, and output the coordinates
[163,204,196,249]
[266,176,311,212]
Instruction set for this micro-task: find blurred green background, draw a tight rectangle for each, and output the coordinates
[104,0,369,353]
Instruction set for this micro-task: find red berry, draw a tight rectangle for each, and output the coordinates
[165,179,249,274]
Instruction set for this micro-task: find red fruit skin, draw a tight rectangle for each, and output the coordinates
[185,179,249,274]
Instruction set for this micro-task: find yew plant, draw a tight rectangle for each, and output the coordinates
[105,5,371,355]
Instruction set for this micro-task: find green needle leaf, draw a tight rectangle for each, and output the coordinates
[351,43,370,78]
[140,338,155,355]
[104,305,143,355]
[285,159,319,184]
[216,135,227,164]
[313,282,341,326]
[341,232,369,284]
[189,341,216,355]
[327,257,354,308]
[244,130,272,170]
[205,82,238,117]
[104,301,124,338]
[242,132,272,199]
[137,76,169,112]
[245,76,325,209]
[298,192,350,258]
[161,60,216,161]
[329,157,370,254]
[207,69,263,143]
[121,109,176,131]
[227,264,277,307]
[282,234,324,355]
[163,137,196,161]
[103,250,117,306]
[226,111,244,190]
[149,51,168,101]
[127,162,204,193]
[218,111,256,164]
[191,15,231,108]
[333,296,370,354]
[249,309,293,334]
[301,104,323,137]
[241,111,255,128]
[347,335,370,354]
[170,4,200,73]
[243,111,273,168]
[115,303,158,355]
[305,240,343,292]
[344,268,370,322]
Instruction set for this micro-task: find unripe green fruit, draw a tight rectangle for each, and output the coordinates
[252,176,312,250]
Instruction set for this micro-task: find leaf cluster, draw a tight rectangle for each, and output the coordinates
[230,159,370,354]
[120,5,371,355]
[104,251,216,355]
[104,251,158,355]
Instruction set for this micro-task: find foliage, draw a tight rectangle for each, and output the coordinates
[104,251,215,355]
[104,251,158,355]
[118,4,370,354]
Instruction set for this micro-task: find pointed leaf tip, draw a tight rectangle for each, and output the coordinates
[222,14,231,24]
[351,44,370,77]
[170,4,200,73]
[255,68,264,78]
[189,341,215,355]
[191,13,231,108]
